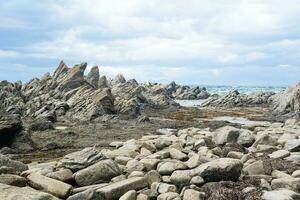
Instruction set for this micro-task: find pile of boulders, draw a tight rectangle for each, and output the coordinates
[1,118,299,199]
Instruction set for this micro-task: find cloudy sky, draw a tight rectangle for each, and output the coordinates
[0,0,300,86]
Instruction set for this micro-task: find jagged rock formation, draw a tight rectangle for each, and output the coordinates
[86,66,99,88]
[0,61,180,120]
[202,90,275,108]
[271,82,300,116]
[144,81,210,100]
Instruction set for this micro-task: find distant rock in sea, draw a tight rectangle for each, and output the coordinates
[271,81,300,117]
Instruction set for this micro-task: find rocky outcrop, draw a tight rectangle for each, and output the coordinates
[0,61,180,121]
[86,66,99,88]
[202,90,275,107]
[144,81,210,100]
[271,82,300,116]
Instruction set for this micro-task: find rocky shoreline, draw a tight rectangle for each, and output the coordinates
[0,61,300,199]
[0,118,300,199]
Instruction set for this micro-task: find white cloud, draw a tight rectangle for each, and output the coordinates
[1,0,300,85]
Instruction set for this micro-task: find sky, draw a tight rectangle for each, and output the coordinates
[0,0,300,86]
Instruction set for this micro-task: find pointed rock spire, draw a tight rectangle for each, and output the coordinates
[53,60,69,80]
[87,66,99,88]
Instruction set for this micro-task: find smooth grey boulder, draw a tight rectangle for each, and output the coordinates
[27,173,72,198]
[0,154,28,174]
[96,177,148,199]
[157,160,188,175]
[243,160,272,175]
[74,159,121,186]
[67,189,101,200]
[213,126,240,145]
[119,190,137,200]
[0,183,59,200]
[285,139,300,152]
[269,150,290,159]
[183,189,205,200]
[170,170,192,186]
[61,147,106,172]
[262,189,300,200]
[0,174,27,187]
[191,158,243,182]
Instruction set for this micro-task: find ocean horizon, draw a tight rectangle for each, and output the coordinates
[194,85,286,95]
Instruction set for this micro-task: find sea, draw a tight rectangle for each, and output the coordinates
[175,85,287,107]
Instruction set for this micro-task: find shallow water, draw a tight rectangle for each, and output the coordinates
[175,99,206,107]
[211,116,269,126]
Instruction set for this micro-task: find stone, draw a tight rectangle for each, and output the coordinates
[140,158,160,171]
[145,170,162,185]
[96,177,148,199]
[119,190,137,200]
[71,183,108,194]
[128,171,144,178]
[191,158,243,182]
[213,126,240,145]
[169,148,188,161]
[227,151,244,159]
[170,170,192,186]
[157,192,181,200]
[155,139,172,150]
[269,150,291,159]
[126,159,145,173]
[67,189,101,200]
[46,168,73,183]
[157,160,188,175]
[0,154,28,174]
[190,176,205,186]
[183,189,205,200]
[151,182,177,195]
[27,173,72,198]
[61,147,106,171]
[272,170,292,179]
[243,160,272,175]
[285,139,300,152]
[0,174,27,187]
[292,170,300,178]
[271,178,300,192]
[185,154,200,169]
[0,183,59,200]
[262,189,300,200]
[137,194,149,200]
[74,159,121,186]
[237,129,255,147]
